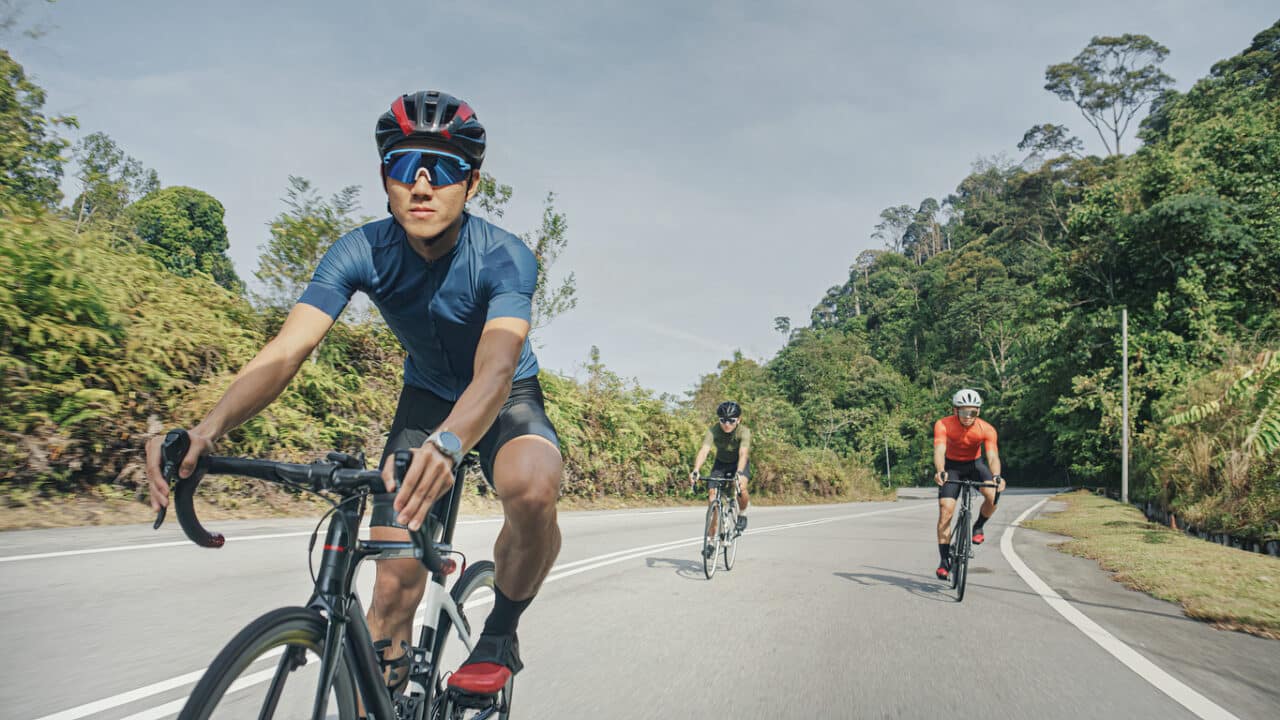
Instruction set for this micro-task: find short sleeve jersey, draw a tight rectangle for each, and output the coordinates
[297,212,540,401]
[704,424,751,464]
[933,415,998,462]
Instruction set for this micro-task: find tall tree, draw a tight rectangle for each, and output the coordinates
[128,186,242,292]
[0,49,74,210]
[254,176,364,309]
[871,204,914,253]
[523,191,577,332]
[68,131,160,231]
[1045,34,1174,155]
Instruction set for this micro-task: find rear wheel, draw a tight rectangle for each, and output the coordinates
[178,607,358,720]
[703,501,720,580]
[949,510,966,591]
[723,503,738,571]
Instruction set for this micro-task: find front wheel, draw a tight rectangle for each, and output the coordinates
[178,606,358,720]
[953,518,970,602]
[703,501,720,580]
[432,560,512,720]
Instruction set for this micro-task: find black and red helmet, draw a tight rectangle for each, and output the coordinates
[375,90,486,168]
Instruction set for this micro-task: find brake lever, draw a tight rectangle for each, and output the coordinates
[153,429,191,530]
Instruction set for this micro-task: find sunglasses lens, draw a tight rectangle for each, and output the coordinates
[959,409,979,419]
[384,150,470,186]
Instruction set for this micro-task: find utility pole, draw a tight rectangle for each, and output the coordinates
[1122,307,1129,504]
[884,438,892,486]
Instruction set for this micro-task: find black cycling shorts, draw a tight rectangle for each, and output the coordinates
[938,456,993,500]
[710,460,750,479]
[377,376,560,485]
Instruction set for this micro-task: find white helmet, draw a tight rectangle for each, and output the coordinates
[952,388,983,408]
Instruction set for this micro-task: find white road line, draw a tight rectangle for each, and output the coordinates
[0,519,504,563]
[38,501,931,720]
[1001,499,1240,720]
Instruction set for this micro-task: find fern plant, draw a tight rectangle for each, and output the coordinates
[1168,349,1280,457]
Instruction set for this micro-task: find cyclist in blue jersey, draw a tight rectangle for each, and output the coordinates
[146,90,562,697]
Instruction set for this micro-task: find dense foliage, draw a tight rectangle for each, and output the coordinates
[735,23,1279,538]
[4,24,1276,535]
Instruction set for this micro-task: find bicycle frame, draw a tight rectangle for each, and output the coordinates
[257,461,482,720]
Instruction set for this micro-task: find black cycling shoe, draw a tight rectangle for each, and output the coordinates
[735,515,748,532]
[702,543,715,559]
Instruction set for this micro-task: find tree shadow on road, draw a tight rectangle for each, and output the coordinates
[834,568,953,602]
[646,556,709,580]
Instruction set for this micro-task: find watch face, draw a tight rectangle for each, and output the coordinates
[436,431,462,454]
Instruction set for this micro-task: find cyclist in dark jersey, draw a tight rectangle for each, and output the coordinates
[146,91,561,696]
[690,401,752,556]
[933,388,1005,580]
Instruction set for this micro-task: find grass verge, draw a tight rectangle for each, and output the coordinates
[1026,490,1280,639]
[2,482,892,532]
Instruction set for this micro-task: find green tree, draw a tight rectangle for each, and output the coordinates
[129,186,243,292]
[254,176,364,309]
[471,172,513,220]
[524,191,576,333]
[1017,123,1084,159]
[1045,34,1174,155]
[69,131,160,231]
[0,49,75,210]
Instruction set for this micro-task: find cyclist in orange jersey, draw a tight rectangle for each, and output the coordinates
[933,388,1006,580]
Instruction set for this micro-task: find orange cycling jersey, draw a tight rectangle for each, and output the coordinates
[933,415,998,462]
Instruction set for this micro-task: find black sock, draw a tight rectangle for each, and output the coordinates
[938,543,950,566]
[482,584,533,636]
[973,514,989,532]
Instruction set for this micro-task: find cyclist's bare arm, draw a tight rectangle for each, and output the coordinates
[691,443,711,479]
[985,445,1005,490]
[736,445,749,475]
[933,442,947,485]
[385,316,529,529]
[146,303,335,509]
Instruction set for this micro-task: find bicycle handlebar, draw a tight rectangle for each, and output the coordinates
[943,478,1001,488]
[153,429,447,573]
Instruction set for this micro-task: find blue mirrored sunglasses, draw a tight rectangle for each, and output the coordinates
[382,149,472,187]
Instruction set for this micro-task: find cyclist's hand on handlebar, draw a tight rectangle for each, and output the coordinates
[145,428,215,511]
[382,444,455,531]
[689,470,698,488]
[995,475,1007,493]
[934,470,947,487]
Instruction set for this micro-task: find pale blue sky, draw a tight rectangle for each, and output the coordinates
[11,1,1277,395]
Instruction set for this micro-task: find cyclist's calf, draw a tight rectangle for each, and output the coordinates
[936,498,957,543]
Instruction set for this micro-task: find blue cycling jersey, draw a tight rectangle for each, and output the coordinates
[297,213,540,401]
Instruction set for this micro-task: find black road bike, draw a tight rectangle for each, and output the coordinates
[696,473,741,580]
[153,429,511,719]
[943,477,999,602]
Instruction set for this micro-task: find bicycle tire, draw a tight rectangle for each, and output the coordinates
[723,502,738,571]
[178,606,358,720]
[432,560,512,720]
[954,516,970,602]
[703,501,720,580]
[949,507,966,591]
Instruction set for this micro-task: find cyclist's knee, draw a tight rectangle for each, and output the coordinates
[372,560,427,615]
[501,477,558,529]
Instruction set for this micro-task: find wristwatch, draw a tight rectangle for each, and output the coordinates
[425,431,465,467]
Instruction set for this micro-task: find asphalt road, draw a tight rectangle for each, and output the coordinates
[1,489,1276,719]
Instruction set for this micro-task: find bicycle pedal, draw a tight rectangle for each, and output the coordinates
[447,687,501,710]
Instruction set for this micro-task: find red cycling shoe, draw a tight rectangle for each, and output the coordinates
[935,565,950,581]
[972,531,985,545]
[448,662,512,695]
[446,632,521,696]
